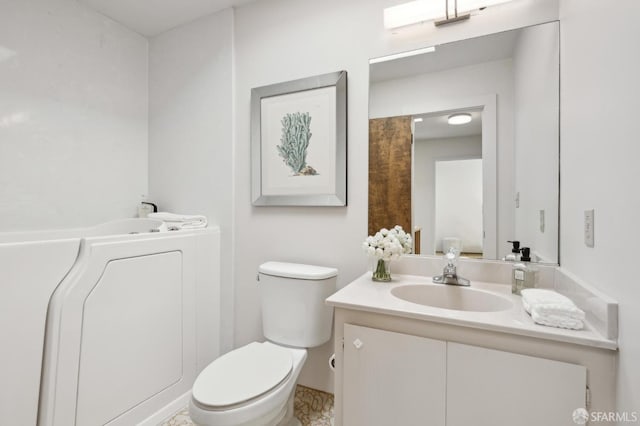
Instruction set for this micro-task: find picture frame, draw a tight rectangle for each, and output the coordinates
[251,71,347,206]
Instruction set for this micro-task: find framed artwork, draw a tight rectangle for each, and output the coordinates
[251,71,347,206]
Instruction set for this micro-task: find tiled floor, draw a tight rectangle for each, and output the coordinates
[292,385,334,426]
[162,407,193,426]
[162,385,334,426]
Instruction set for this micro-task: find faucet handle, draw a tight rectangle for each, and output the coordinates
[445,247,459,264]
[443,248,458,275]
[434,247,470,286]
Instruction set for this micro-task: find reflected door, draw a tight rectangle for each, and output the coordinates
[368,116,412,236]
[435,158,483,256]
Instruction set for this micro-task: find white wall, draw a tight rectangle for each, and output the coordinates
[0,0,566,397]
[513,22,559,262]
[148,8,235,353]
[233,0,559,392]
[414,135,482,254]
[0,0,148,231]
[371,59,515,259]
[560,0,640,414]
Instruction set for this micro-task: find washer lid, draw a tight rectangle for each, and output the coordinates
[259,261,338,280]
[192,342,293,408]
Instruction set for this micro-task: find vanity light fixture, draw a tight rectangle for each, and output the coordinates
[369,46,436,64]
[448,113,472,125]
[384,0,515,29]
[414,118,423,123]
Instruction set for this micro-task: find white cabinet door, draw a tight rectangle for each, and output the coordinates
[446,342,587,426]
[343,324,446,426]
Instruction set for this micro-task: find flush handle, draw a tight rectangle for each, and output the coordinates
[353,338,364,350]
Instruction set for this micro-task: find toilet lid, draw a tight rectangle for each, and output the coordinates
[192,342,293,408]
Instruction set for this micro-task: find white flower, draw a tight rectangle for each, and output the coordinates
[363,225,414,260]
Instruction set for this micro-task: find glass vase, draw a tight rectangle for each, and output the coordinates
[371,258,391,282]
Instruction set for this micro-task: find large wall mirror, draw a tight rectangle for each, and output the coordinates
[368,21,559,263]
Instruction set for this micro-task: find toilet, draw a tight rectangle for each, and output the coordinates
[189,261,337,426]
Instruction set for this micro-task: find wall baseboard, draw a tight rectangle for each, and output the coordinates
[137,391,191,426]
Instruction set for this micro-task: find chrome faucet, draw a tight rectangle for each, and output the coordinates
[433,248,470,286]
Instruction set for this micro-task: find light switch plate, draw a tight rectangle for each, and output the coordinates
[584,209,595,247]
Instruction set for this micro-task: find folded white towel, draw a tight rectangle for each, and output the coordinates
[530,309,584,330]
[521,289,582,316]
[533,303,585,320]
[521,288,585,330]
[148,212,207,229]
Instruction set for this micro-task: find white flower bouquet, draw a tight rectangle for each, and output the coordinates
[363,225,413,281]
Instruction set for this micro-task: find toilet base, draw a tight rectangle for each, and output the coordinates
[190,386,299,426]
[276,387,299,426]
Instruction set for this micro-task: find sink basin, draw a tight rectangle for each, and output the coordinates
[390,284,513,312]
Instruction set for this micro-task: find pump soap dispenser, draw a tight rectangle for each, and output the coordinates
[520,247,539,290]
[138,201,158,218]
[511,247,539,295]
[511,262,526,295]
[503,241,521,261]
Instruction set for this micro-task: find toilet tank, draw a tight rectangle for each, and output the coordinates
[258,262,337,348]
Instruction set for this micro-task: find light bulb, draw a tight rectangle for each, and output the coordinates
[448,113,472,125]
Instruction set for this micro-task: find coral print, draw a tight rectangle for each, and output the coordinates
[277,112,318,176]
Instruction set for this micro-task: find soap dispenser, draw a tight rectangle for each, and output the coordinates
[520,247,539,290]
[511,247,539,295]
[511,262,527,295]
[503,240,521,261]
[138,201,158,218]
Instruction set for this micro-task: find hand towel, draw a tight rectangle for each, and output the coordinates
[521,288,585,330]
[530,309,584,330]
[148,212,208,229]
[533,303,585,320]
[521,289,584,317]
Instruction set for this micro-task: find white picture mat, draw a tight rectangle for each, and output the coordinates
[260,86,337,196]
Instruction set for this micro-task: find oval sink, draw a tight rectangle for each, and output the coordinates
[391,284,513,312]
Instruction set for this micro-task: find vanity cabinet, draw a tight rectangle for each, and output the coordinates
[343,324,446,426]
[341,324,587,426]
[446,342,586,426]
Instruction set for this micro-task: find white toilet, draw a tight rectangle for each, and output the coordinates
[189,261,337,426]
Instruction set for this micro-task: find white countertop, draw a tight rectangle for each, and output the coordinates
[326,273,618,351]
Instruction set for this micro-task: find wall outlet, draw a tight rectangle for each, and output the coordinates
[584,209,595,247]
[539,209,545,233]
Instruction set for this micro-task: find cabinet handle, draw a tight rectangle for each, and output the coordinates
[353,338,363,349]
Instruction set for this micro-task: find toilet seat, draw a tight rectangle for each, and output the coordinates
[192,342,293,409]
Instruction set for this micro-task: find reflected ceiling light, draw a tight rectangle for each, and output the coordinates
[448,113,472,125]
[384,0,515,29]
[369,46,436,64]
[414,118,423,123]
